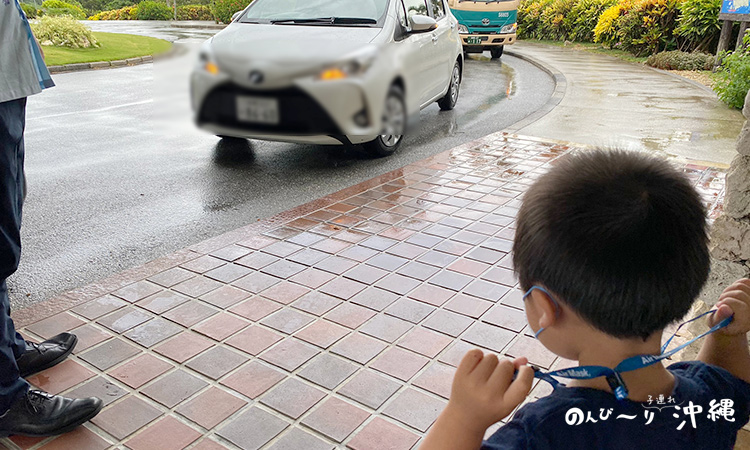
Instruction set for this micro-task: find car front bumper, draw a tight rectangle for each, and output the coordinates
[460,33,517,47]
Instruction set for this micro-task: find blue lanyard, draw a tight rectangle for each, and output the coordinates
[528,310,733,400]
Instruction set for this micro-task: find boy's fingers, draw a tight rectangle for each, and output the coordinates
[487,359,515,393]
[504,365,534,408]
[456,349,484,378]
[474,352,500,382]
[512,357,529,370]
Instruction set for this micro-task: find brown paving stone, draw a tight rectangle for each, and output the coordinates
[288,231,326,246]
[383,388,445,432]
[210,244,253,262]
[343,264,389,285]
[428,271,473,292]
[448,259,490,278]
[154,331,214,363]
[191,438,230,450]
[359,314,413,343]
[261,260,307,279]
[462,280,510,302]
[295,320,349,349]
[112,281,163,303]
[261,377,326,419]
[319,277,368,300]
[444,293,493,319]
[124,415,201,450]
[25,312,85,340]
[260,338,319,372]
[226,325,283,355]
[263,240,304,257]
[288,248,329,266]
[205,263,253,284]
[79,338,141,371]
[481,237,514,253]
[385,298,435,324]
[64,376,127,407]
[124,317,183,348]
[301,397,369,443]
[423,309,473,337]
[229,296,281,322]
[386,242,426,260]
[261,309,314,334]
[337,246,378,263]
[147,267,196,288]
[237,235,278,250]
[236,251,279,270]
[465,247,505,265]
[70,324,112,354]
[375,273,421,296]
[504,335,557,369]
[265,226,301,240]
[7,434,46,449]
[91,396,162,441]
[173,276,223,298]
[181,255,226,273]
[193,313,249,341]
[316,256,359,275]
[289,268,336,289]
[96,307,152,334]
[233,271,281,294]
[397,327,452,358]
[408,284,454,307]
[27,359,96,395]
[176,387,247,429]
[418,250,458,268]
[311,238,352,254]
[298,353,358,390]
[330,332,387,365]
[200,285,251,309]
[482,304,527,332]
[462,322,515,354]
[218,406,288,450]
[500,288,524,310]
[110,353,174,389]
[186,345,248,380]
[259,282,310,305]
[338,369,400,409]
[349,287,400,312]
[267,427,334,450]
[36,426,110,450]
[135,291,189,315]
[413,363,455,399]
[325,302,377,329]
[220,360,285,399]
[365,254,408,272]
[162,300,218,327]
[397,261,440,281]
[370,347,429,382]
[439,339,485,367]
[71,295,127,320]
[347,417,420,450]
[292,291,341,316]
[141,370,208,408]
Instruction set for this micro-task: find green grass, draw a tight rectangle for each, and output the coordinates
[521,38,649,64]
[43,32,172,66]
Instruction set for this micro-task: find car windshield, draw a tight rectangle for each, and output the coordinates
[241,0,389,24]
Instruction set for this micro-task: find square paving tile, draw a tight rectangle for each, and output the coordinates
[370,347,429,382]
[70,324,112,354]
[347,417,420,450]
[428,271,473,292]
[79,338,141,371]
[260,377,326,419]
[91,396,162,441]
[191,438,231,450]
[205,263,253,284]
[413,362,455,399]
[261,260,307,279]
[65,376,127,407]
[260,338,319,372]
[302,397,369,443]
[200,285,251,309]
[407,284,454,307]
[397,261,440,282]
[500,288,524,310]
[375,273,421,296]
[481,304,527,332]
[349,287,400,312]
[109,353,174,389]
[72,295,127,320]
[135,291,190,315]
[359,314,413,343]
[147,267,196,288]
[193,313,249,341]
[267,427,334,450]
[176,387,247,429]
[444,293,493,319]
[365,254,408,272]
[298,353,359,390]
[226,325,283,356]
[112,281,163,303]
[423,309,473,338]
[96,307,152,334]
[504,335,557,369]
[260,282,311,305]
[263,241,303,257]
[26,312,85,340]
[162,301,218,327]
[385,298,435,324]
[36,426,111,450]
[289,268,336,289]
[229,296,282,321]
[124,415,202,450]
[233,271,281,294]
[461,322,515,353]
[397,326,453,358]
[343,264,389,285]
[154,331,214,363]
[124,317,183,348]
[338,369,401,409]
[480,267,517,287]
[181,255,226,273]
[325,302,377,329]
[330,332,387,365]
[27,360,96,395]
[218,406,288,450]
[294,320,349,349]
[463,280,510,302]
[186,346,247,380]
[173,276,223,298]
[383,388,445,432]
[220,360,285,399]
[237,234,278,250]
[292,292,341,316]
[141,370,208,408]
[236,251,279,270]
[261,309,314,334]
[439,339,481,367]
[319,277,367,300]
[210,244,252,262]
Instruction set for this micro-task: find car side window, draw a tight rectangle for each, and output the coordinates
[429,0,445,18]
[402,0,428,19]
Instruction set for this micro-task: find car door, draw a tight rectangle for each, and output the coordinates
[397,0,435,107]
[426,0,455,99]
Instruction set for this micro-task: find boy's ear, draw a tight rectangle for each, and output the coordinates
[531,288,559,329]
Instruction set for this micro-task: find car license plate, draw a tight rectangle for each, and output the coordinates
[236,96,279,125]
[466,36,482,45]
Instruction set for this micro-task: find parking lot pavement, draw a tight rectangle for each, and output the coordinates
[2,132,727,450]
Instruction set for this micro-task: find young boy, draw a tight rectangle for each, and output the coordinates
[422,150,750,449]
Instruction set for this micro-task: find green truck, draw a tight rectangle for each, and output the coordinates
[447,0,519,59]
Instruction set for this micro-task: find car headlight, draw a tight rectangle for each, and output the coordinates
[198,40,219,75]
[318,47,377,81]
[458,24,469,34]
[500,23,517,34]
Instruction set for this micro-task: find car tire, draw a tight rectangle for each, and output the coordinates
[490,46,504,59]
[437,60,461,111]
[363,85,406,158]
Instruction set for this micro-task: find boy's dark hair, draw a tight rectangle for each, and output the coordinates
[512,149,709,340]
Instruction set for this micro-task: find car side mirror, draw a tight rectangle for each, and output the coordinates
[231,11,242,22]
[409,15,438,32]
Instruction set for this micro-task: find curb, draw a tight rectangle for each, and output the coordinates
[170,21,226,29]
[46,41,184,74]
[646,65,716,95]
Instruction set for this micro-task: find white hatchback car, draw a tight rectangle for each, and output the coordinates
[190,0,463,156]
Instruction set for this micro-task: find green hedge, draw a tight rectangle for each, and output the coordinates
[30,15,99,48]
[177,4,212,20]
[714,34,750,109]
[41,0,87,18]
[210,0,250,24]
[135,0,172,19]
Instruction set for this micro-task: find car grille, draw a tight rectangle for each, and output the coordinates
[198,84,341,135]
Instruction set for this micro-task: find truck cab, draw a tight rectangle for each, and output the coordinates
[447,0,518,59]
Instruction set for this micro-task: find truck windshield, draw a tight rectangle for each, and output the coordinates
[242,0,389,23]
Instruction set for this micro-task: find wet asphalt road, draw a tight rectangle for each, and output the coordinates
[9,22,554,309]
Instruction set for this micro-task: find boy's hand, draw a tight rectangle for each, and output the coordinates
[709,278,750,336]
[444,349,534,432]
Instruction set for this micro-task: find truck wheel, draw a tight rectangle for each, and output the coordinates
[490,46,504,59]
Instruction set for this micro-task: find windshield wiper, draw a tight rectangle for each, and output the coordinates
[271,17,377,25]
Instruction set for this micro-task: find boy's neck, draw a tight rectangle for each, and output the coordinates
[566,331,675,401]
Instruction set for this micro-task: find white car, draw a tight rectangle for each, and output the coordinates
[190,0,463,156]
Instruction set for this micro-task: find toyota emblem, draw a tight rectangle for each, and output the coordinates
[482,18,490,25]
[248,70,264,84]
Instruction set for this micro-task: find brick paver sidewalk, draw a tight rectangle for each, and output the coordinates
[2,133,726,450]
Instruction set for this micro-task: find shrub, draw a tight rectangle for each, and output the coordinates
[518,0,555,39]
[41,0,86,18]
[30,15,99,48]
[617,0,682,56]
[538,0,577,40]
[104,0,134,9]
[177,4,211,19]
[568,0,618,41]
[713,33,750,109]
[646,49,714,69]
[210,0,250,24]
[675,0,721,52]
[20,2,38,17]
[136,0,172,19]
[593,2,626,45]
[88,4,137,19]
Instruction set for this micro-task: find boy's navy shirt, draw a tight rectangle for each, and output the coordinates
[482,361,750,449]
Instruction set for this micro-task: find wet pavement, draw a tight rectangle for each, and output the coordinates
[2,134,727,450]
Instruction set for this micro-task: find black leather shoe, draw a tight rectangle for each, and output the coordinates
[16,333,77,378]
[0,390,103,437]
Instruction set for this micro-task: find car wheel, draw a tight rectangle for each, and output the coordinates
[363,85,405,157]
[490,46,504,59]
[437,61,461,111]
